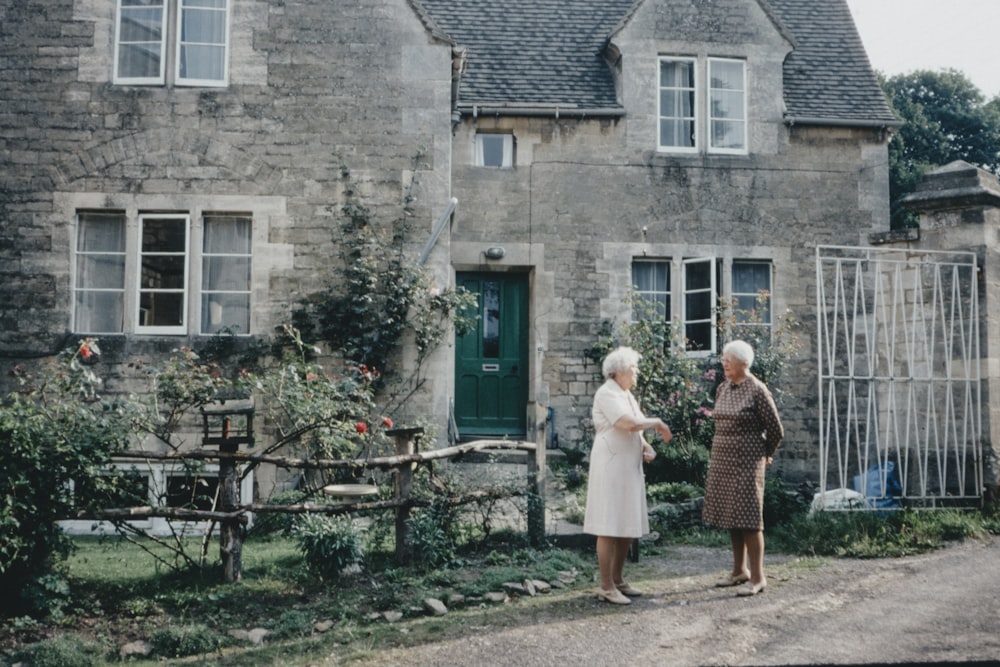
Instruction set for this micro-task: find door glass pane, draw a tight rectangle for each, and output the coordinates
[482,281,500,359]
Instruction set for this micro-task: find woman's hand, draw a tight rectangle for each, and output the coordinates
[642,442,656,463]
[657,420,672,443]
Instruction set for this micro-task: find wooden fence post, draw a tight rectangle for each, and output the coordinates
[386,427,423,565]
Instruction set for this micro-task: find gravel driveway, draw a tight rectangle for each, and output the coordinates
[347,537,1000,666]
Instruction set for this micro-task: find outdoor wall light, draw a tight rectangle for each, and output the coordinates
[484,246,506,260]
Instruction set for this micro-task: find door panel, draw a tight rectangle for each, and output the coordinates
[454,273,528,437]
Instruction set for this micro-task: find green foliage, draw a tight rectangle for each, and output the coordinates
[148,623,229,658]
[293,172,476,379]
[250,489,312,537]
[293,513,364,580]
[647,481,703,504]
[266,609,317,640]
[16,634,105,667]
[881,69,1000,228]
[408,500,461,571]
[0,339,134,617]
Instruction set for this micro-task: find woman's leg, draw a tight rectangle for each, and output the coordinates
[611,537,633,585]
[745,529,765,585]
[729,529,749,576]
[596,536,616,590]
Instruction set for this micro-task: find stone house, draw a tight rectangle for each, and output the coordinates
[12,0,983,519]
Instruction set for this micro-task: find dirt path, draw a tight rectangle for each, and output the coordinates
[345,537,1000,666]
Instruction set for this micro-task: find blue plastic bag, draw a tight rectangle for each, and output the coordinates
[852,461,902,509]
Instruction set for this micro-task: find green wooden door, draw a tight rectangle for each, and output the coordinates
[454,273,528,438]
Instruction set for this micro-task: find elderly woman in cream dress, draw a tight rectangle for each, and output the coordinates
[584,346,672,605]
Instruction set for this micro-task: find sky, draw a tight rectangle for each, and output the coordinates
[845,0,1000,99]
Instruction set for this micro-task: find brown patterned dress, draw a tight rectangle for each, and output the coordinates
[702,374,784,531]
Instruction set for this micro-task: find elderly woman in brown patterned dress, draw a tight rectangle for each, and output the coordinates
[702,340,784,597]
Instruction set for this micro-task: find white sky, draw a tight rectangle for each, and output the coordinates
[845,0,1000,98]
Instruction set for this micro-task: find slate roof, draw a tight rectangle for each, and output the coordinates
[414,0,898,125]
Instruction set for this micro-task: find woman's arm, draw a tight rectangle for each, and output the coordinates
[613,414,672,442]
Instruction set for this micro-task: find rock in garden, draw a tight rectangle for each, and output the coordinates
[314,620,337,633]
[423,598,448,616]
[120,640,152,658]
[383,611,404,623]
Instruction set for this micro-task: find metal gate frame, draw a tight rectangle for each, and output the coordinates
[815,245,983,509]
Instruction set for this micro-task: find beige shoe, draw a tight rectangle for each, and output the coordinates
[715,571,750,587]
[616,582,643,597]
[736,580,767,596]
[597,588,632,605]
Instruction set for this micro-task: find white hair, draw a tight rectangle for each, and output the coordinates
[722,340,754,368]
[602,346,641,379]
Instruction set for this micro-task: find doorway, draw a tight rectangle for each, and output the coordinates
[453,272,529,438]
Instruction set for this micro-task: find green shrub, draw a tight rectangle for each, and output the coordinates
[266,608,316,640]
[17,635,105,667]
[294,513,363,579]
[409,500,460,571]
[647,481,702,504]
[149,623,228,658]
[250,489,311,537]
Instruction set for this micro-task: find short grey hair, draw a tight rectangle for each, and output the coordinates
[603,346,641,379]
[722,340,754,368]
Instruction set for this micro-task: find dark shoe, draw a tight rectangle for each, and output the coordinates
[597,588,632,605]
[616,582,643,597]
[715,571,751,587]
[736,580,767,596]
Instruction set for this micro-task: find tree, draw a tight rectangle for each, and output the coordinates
[882,69,1000,228]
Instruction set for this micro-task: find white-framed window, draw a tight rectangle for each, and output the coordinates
[201,215,252,334]
[731,260,772,328]
[630,256,773,356]
[683,257,717,354]
[631,259,671,320]
[114,0,230,87]
[658,57,697,152]
[475,132,514,167]
[657,56,747,154]
[73,210,252,336]
[708,58,747,153]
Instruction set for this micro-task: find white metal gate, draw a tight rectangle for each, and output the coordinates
[816,246,983,509]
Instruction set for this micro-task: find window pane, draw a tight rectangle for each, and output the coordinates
[75,291,125,333]
[709,59,746,151]
[685,291,712,320]
[685,322,712,351]
[75,213,126,333]
[686,261,711,290]
[482,281,500,358]
[733,261,772,325]
[481,136,505,167]
[139,291,184,326]
[116,2,164,81]
[141,255,186,288]
[164,475,219,510]
[202,215,252,334]
[178,0,228,83]
[138,216,187,330]
[632,260,670,320]
[659,59,696,149]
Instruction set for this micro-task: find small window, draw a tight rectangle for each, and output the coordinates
[683,257,718,354]
[114,0,229,86]
[632,259,671,320]
[164,474,220,511]
[708,58,747,153]
[475,133,514,167]
[201,215,252,334]
[658,58,697,151]
[137,214,190,334]
[732,260,772,329]
[74,212,127,333]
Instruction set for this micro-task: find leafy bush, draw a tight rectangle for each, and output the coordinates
[149,623,229,658]
[409,500,460,572]
[266,609,316,640]
[294,513,363,579]
[647,481,702,504]
[0,340,133,617]
[250,490,312,537]
[16,635,105,667]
